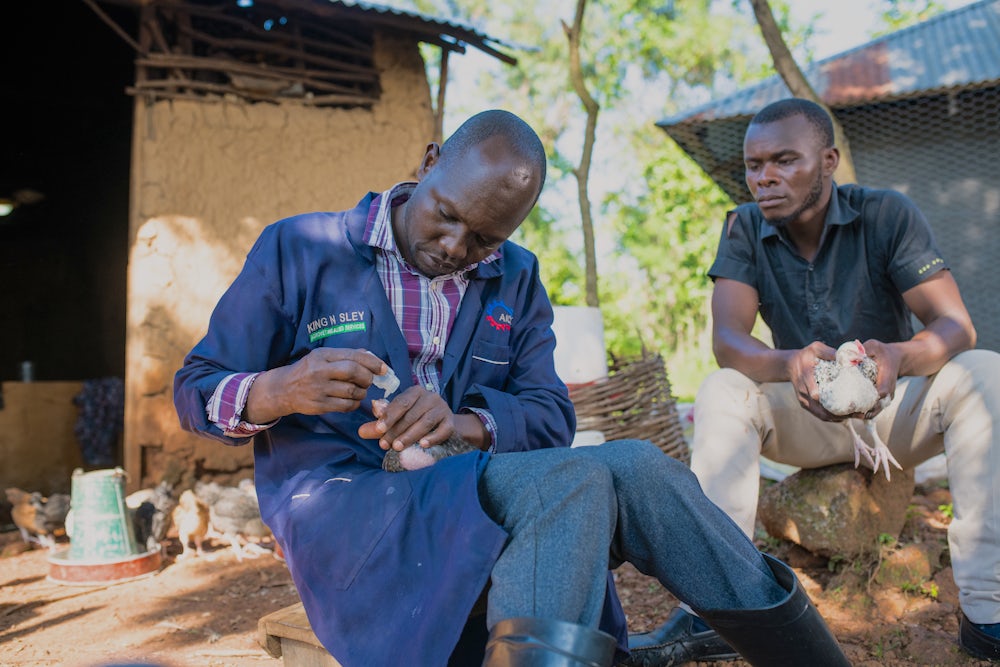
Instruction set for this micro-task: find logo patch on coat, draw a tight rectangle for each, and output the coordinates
[485,298,513,332]
[307,310,368,342]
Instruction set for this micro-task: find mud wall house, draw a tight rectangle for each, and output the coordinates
[658,0,1000,351]
[0,0,516,496]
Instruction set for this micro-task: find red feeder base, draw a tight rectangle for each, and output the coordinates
[47,545,163,585]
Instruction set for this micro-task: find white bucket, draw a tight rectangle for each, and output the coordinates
[552,306,608,388]
[572,430,606,447]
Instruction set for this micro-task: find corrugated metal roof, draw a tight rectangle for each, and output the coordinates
[324,0,519,63]
[659,0,1000,126]
[332,1,499,42]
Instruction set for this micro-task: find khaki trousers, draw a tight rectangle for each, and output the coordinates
[690,349,1000,624]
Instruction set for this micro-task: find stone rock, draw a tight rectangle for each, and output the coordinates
[874,542,944,588]
[759,463,916,558]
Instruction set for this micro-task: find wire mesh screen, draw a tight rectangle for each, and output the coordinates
[664,85,1000,351]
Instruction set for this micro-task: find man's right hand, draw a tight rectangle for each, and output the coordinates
[787,341,842,421]
[244,348,387,423]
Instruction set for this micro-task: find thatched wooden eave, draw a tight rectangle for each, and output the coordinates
[83,0,518,133]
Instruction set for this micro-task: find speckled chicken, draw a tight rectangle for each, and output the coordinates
[814,339,902,480]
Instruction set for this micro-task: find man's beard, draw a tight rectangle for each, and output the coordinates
[764,171,824,228]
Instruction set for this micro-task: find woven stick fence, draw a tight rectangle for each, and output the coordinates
[569,354,689,464]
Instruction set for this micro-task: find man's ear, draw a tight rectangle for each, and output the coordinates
[416,142,442,180]
[823,146,840,176]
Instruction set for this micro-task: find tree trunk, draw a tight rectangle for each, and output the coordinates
[748,0,857,184]
[562,0,600,307]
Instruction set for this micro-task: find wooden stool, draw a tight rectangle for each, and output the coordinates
[259,593,489,666]
[258,602,342,667]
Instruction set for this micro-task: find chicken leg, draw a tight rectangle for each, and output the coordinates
[845,418,902,481]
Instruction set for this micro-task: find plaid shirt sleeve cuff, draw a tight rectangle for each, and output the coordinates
[462,407,497,453]
[206,372,278,437]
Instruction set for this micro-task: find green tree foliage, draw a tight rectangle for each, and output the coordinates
[604,141,730,353]
[509,205,586,305]
[876,0,948,33]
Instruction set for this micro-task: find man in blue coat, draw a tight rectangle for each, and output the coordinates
[174,109,849,667]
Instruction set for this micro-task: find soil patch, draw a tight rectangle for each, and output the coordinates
[0,482,993,666]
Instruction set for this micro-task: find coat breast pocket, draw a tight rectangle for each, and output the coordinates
[470,339,511,387]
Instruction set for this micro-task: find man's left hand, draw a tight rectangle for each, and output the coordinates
[858,338,901,419]
[358,386,457,451]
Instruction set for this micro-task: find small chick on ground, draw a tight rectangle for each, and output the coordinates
[5,487,70,549]
[171,489,210,560]
[126,480,177,553]
[196,479,272,561]
[814,339,902,480]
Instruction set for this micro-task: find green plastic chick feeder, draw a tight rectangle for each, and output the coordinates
[48,467,161,585]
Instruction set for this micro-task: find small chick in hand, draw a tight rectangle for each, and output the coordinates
[382,432,478,472]
[371,398,478,472]
[814,339,902,480]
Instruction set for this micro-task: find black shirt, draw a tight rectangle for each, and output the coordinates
[708,183,947,350]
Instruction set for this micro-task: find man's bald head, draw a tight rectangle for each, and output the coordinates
[439,109,547,203]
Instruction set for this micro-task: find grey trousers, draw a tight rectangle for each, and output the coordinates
[477,439,787,629]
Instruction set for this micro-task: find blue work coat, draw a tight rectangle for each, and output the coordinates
[173,194,628,666]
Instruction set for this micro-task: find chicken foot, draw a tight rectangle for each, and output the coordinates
[845,418,902,481]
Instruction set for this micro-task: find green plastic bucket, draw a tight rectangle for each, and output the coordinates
[68,467,140,561]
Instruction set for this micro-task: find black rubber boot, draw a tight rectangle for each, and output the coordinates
[698,554,851,666]
[482,616,618,667]
[960,612,1000,661]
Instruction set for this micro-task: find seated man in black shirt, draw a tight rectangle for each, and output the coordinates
[625,98,1000,665]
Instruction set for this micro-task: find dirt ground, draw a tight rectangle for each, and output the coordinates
[0,482,994,667]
